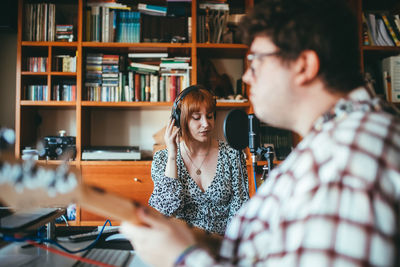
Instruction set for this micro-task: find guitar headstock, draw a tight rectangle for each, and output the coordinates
[0,155,143,225]
[0,154,79,210]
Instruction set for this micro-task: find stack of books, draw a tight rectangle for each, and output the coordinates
[160,57,191,101]
[85,53,103,101]
[56,25,74,42]
[27,57,47,72]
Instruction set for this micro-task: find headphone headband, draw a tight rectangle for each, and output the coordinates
[171,85,215,128]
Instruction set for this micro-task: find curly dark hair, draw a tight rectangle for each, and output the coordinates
[239,0,363,93]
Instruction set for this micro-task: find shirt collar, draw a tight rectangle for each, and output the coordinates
[312,87,374,131]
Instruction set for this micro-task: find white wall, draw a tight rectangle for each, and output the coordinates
[89,109,230,155]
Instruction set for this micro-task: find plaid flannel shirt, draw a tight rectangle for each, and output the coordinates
[178,88,400,267]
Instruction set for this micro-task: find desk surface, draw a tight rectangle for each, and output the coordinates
[0,240,150,267]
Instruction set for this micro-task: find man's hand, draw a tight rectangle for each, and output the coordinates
[120,206,196,267]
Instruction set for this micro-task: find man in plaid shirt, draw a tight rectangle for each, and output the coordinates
[121,0,400,266]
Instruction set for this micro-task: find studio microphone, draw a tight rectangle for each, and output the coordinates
[223,110,261,191]
[223,109,248,151]
[248,113,260,155]
[248,114,260,186]
[222,110,261,156]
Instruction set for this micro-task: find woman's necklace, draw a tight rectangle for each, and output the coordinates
[183,142,211,176]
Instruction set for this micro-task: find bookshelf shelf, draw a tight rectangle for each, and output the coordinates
[16,0,254,225]
[216,102,250,108]
[82,42,193,48]
[81,101,250,108]
[80,161,152,166]
[21,72,48,75]
[196,43,248,49]
[361,46,400,51]
[81,101,173,108]
[36,160,78,166]
[21,42,79,47]
[50,72,77,76]
[20,100,77,107]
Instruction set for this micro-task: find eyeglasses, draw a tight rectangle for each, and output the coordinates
[246,51,280,78]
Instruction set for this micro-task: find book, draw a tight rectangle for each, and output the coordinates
[366,13,379,45]
[138,3,167,16]
[382,56,400,103]
[160,62,190,69]
[199,3,229,11]
[383,71,392,102]
[140,74,146,101]
[362,13,373,45]
[376,15,395,46]
[381,13,400,46]
[134,73,140,101]
[387,14,400,44]
[128,53,168,58]
[129,62,160,72]
[394,15,400,33]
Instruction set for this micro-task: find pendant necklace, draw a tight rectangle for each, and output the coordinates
[183,142,211,176]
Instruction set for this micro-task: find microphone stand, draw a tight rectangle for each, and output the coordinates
[257,146,274,181]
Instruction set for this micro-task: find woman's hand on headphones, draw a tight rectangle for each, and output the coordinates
[165,118,180,158]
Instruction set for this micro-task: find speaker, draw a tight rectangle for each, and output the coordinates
[171,85,216,128]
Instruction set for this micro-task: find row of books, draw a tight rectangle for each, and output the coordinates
[86,5,141,43]
[85,53,118,87]
[26,56,77,72]
[26,57,47,72]
[51,84,77,101]
[362,12,400,46]
[54,55,77,72]
[198,3,229,44]
[24,85,48,101]
[24,3,56,42]
[85,70,190,102]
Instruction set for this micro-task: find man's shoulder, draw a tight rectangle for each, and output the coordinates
[333,106,400,142]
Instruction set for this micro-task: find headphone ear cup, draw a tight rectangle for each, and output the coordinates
[172,107,181,128]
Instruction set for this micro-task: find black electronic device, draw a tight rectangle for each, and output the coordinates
[41,130,76,160]
[171,84,216,128]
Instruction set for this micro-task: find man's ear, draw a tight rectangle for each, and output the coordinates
[293,50,320,86]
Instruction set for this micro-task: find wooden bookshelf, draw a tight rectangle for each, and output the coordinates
[354,0,400,103]
[15,0,254,226]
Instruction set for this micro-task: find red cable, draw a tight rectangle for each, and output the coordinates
[26,240,117,267]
